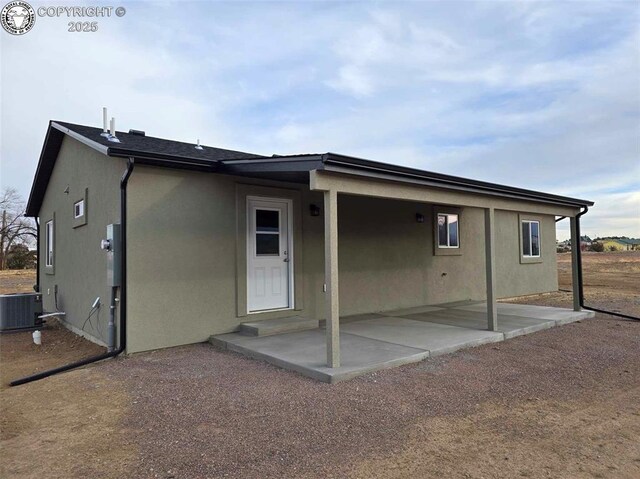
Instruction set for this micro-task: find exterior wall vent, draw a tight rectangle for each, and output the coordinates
[0,293,43,331]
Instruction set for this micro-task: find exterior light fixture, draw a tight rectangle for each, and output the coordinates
[416,213,425,223]
[310,204,321,216]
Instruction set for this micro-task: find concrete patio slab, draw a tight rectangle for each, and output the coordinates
[455,303,595,325]
[378,305,445,316]
[405,309,556,339]
[211,329,430,383]
[431,300,486,308]
[337,313,386,324]
[340,316,504,356]
[240,316,319,337]
[211,303,594,383]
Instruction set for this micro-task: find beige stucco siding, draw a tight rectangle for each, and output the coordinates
[494,210,558,297]
[38,137,124,345]
[38,137,566,355]
[126,167,329,353]
[336,195,487,314]
[126,167,561,353]
[310,170,579,217]
[126,167,238,353]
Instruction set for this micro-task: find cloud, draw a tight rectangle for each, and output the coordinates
[1,0,638,238]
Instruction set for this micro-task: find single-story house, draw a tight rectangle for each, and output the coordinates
[26,119,594,377]
[599,238,640,251]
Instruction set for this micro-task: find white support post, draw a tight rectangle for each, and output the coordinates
[324,189,340,368]
[570,216,581,312]
[484,208,498,331]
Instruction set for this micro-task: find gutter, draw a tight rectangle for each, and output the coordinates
[321,153,594,209]
[107,149,218,170]
[10,158,135,386]
[572,207,639,322]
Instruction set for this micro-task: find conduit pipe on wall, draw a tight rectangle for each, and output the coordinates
[570,207,639,322]
[10,158,135,387]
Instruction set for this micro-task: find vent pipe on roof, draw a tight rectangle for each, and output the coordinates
[108,117,121,143]
[195,139,203,150]
[101,107,110,137]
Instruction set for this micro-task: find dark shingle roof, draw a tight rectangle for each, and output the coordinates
[55,121,262,162]
[26,120,595,216]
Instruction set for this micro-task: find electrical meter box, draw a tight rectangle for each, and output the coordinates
[105,224,122,287]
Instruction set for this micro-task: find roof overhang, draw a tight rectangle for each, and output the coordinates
[219,153,594,209]
[26,122,594,217]
[25,122,223,216]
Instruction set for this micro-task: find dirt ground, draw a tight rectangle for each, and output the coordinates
[1,253,639,479]
[0,269,37,295]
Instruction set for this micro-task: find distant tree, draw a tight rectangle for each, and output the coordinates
[6,244,35,269]
[608,245,618,252]
[589,242,604,252]
[0,188,36,270]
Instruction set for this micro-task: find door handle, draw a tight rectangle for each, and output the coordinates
[283,258,289,262]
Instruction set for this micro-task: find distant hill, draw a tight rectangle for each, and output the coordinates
[592,237,640,251]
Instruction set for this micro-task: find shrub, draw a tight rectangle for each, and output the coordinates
[6,244,36,269]
[589,242,604,252]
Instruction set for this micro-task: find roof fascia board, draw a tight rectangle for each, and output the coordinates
[310,169,579,217]
[108,150,218,171]
[320,164,587,209]
[51,121,109,155]
[322,156,593,207]
[222,154,324,165]
[222,157,324,174]
[108,147,221,168]
[26,122,62,216]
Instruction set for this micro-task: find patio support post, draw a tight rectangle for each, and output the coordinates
[570,216,581,311]
[324,189,340,368]
[484,208,498,331]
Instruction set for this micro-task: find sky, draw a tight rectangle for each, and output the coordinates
[1,0,639,240]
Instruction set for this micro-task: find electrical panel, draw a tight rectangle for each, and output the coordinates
[104,224,122,287]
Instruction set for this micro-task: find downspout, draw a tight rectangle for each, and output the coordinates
[573,206,639,322]
[10,158,135,386]
[34,217,40,292]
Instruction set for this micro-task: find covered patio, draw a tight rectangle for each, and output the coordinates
[212,302,594,383]
[217,157,593,382]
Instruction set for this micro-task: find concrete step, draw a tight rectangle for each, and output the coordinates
[240,316,319,337]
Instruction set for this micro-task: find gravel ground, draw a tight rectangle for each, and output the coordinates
[2,255,639,478]
[0,269,36,294]
[102,310,640,479]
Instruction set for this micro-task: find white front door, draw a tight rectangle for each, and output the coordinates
[247,197,293,313]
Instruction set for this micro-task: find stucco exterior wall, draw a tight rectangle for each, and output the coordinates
[38,137,124,345]
[126,167,330,353]
[494,210,558,297]
[126,166,560,353]
[336,195,487,314]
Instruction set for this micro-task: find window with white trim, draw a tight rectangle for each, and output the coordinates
[45,220,54,267]
[437,213,459,248]
[74,199,84,219]
[521,220,540,257]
